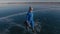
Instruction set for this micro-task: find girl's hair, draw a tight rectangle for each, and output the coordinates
[29,6,33,11]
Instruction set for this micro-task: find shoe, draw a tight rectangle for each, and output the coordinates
[32,30,35,32]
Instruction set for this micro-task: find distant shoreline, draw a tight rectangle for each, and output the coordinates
[0,2,60,4]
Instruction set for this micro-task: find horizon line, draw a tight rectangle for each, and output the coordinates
[0,1,60,2]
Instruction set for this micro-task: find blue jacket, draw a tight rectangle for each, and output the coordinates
[26,11,34,28]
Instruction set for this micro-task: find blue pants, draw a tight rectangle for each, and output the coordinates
[30,21,34,30]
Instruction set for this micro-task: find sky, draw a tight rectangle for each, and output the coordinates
[0,0,60,2]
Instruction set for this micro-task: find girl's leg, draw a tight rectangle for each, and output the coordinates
[30,21,34,32]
